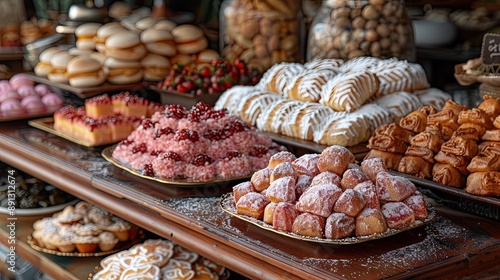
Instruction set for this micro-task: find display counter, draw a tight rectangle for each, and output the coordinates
[1,121,500,279]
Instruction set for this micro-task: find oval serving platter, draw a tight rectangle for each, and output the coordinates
[102,145,251,187]
[220,192,438,245]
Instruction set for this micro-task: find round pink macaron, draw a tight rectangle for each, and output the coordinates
[41,92,64,110]
[17,84,38,98]
[9,73,35,90]
[0,91,21,103]
[0,98,25,117]
[21,95,47,114]
[34,84,53,96]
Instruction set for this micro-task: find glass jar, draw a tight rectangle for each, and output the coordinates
[219,0,303,71]
[307,0,415,61]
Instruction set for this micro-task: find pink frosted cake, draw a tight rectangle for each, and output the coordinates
[112,102,284,181]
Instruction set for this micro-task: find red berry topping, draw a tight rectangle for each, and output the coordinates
[226,120,248,133]
[120,139,134,146]
[205,109,226,120]
[155,127,175,138]
[150,149,163,156]
[175,129,199,142]
[162,151,182,161]
[224,151,242,160]
[190,154,213,166]
[204,129,227,141]
[249,145,268,158]
[143,164,155,176]
[132,143,148,154]
[141,119,157,129]
[164,104,187,119]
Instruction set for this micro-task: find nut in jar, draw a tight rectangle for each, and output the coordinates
[220,0,303,71]
[307,0,415,61]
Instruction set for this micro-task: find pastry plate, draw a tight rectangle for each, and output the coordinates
[391,171,500,208]
[102,145,251,187]
[220,193,437,245]
[0,199,79,216]
[28,117,120,147]
[27,230,144,257]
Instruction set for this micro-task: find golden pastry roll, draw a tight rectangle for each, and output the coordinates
[374,123,414,144]
[397,155,432,179]
[434,150,470,176]
[427,109,460,131]
[452,123,486,141]
[409,131,444,154]
[363,149,403,171]
[441,99,468,117]
[458,108,493,129]
[367,134,408,154]
[465,171,500,196]
[467,153,500,173]
[399,110,427,133]
[478,95,500,122]
[440,136,478,158]
[482,129,500,142]
[432,163,466,188]
[404,146,435,163]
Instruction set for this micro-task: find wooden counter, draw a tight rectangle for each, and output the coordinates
[1,121,500,279]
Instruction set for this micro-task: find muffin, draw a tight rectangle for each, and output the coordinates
[87,206,113,227]
[54,205,83,225]
[106,218,132,242]
[52,232,77,253]
[72,223,103,236]
[72,235,100,253]
[98,231,119,251]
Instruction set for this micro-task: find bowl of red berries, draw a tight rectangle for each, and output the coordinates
[151,58,262,108]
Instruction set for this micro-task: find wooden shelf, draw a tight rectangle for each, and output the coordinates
[1,122,500,279]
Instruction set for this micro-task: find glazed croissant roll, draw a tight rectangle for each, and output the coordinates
[409,131,444,154]
[397,155,432,179]
[399,110,427,133]
[404,146,435,163]
[440,136,478,158]
[465,171,500,196]
[434,150,470,175]
[363,149,403,171]
[441,99,468,117]
[432,163,466,188]
[478,95,500,122]
[367,134,408,154]
[427,109,460,130]
[453,123,486,141]
[375,123,414,144]
[467,154,500,172]
[458,108,493,129]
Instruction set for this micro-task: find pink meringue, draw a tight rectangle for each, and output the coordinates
[21,95,47,114]
[0,91,21,103]
[34,84,52,96]
[0,80,13,94]
[0,99,25,117]
[9,73,34,90]
[41,92,64,109]
[17,85,38,98]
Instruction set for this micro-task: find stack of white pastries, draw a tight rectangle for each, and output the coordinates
[215,57,451,147]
